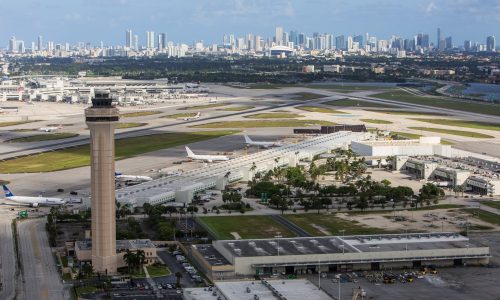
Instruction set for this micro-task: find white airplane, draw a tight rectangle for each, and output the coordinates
[38,124,62,132]
[182,112,201,121]
[115,172,153,183]
[2,185,65,207]
[244,134,283,148]
[185,146,229,163]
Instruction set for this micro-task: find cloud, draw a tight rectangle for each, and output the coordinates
[425,1,438,14]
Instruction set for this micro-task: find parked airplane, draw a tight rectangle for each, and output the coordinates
[1,185,65,207]
[115,172,153,182]
[182,112,201,121]
[244,134,283,148]
[185,146,229,163]
[38,124,62,132]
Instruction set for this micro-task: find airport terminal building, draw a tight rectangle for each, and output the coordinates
[189,233,490,280]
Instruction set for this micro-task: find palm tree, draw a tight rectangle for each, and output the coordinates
[136,250,146,274]
[123,249,136,274]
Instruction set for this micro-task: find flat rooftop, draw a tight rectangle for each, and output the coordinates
[76,239,155,251]
[214,233,483,257]
[192,244,231,266]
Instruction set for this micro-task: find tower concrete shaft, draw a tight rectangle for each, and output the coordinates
[85,91,119,274]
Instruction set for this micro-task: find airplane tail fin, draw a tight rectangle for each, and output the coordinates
[185,146,195,157]
[115,172,122,176]
[244,134,252,144]
[2,185,14,197]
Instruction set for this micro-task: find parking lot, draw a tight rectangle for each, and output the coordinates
[306,266,500,299]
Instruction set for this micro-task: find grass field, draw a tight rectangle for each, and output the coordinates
[116,122,147,129]
[291,92,328,101]
[463,209,500,226]
[391,131,423,139]
[308,84,393,92]
[0,130,237,173]
[366,109,447,116]
[373,90,500,117]
[324,98,397,108]
[408,127,494,138]
[482,202,500,210]
[360,119,393,124]
[218,105,255,111]
[244,112,304,119]
[192,119,335,128]
[284,213,391,236]
[162,113,198,119]
[197,216,295,240]
[295,106,347,114]
[120,111,161,118]
[7,133,78,143]
[146,265,171,277]
[183,103,227,110]
[408,118,500,131]
[0,121,36,128]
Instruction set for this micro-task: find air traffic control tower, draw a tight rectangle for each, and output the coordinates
[85,91,119,274]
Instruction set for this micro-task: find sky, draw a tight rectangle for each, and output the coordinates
[0,0,498,46]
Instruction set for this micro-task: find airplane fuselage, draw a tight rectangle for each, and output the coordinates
[3,196,65,207]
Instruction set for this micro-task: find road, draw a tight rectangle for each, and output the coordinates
[0,215,17,300]
[17,218,69,300]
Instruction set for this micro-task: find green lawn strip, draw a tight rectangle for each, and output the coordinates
[291,92,328,101]
[116,122,147,129]
[391,131,423,139]
[7,133,79,143]
[284,213,391,236]
[244,112,304,119]
[365,109,447,116]
[308,84,394,91]
[372,90,500,117]
[191,120,336,128]
[462,209,500,226]
[120,111,161,118]
[162,113,198,119]
[408,118,500,132]
[408,127,494,138]
[0,130,238,173]
[482,202,500,210]
[146,265,171,277]
[0,121,37,127]
[295,106,347,114]
[182,103,228,110]
[218,105,255,111]
[348,204,465,215]
[197,216,296,240]
[360,119,393,124]
[324,99,398,108]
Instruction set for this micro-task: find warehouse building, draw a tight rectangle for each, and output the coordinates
[189,233,489,279]
[351,137,450,157]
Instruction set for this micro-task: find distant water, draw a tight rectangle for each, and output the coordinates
[462,83,500,101]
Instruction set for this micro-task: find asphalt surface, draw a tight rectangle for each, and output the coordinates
[17,218,69,300]
[271,214,312,237]
[0,214,17,300]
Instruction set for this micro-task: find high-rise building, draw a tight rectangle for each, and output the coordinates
[146,31,155,49]
[133,35,138,51]
[275,27,284,45]
[347,36,353,50]
[353,35,364,48]
[255,35,262,51]
[157,34,163,51]
[37,35,43,51]
[335,35,345,50]
[8,36,16,53]
[126,30,132,48]
[437,28,441,47]
[160,33,167,50]
[445,36,453,50]
[85,91,120,274]
[422,34,430,48]
[486,36,496,52]
[464,40,472,52]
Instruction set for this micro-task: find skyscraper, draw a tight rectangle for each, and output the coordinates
[126,30,132,48]
[8,36,16,53]
[486,36,496,52]
[146,31,155,49]
[464,40,472,52]
[445,36,453,50]
[275,27,284,45]
[160,33,167,50]
[353,35,364,48]
[157,34,163,51]
[37,35,43,51]
[437,28,441,47]
[133,35,138,51]
[347,36,353,50]
[85,91,119,274]
[335,35,345,50]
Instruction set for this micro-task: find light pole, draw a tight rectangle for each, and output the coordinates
[338,276,341,300]
[318,258,321,290]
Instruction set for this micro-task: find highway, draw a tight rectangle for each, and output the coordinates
[17,218,69,300]
[0,215,17,300]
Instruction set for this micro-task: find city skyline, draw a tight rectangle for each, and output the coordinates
[1,0,499,46]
